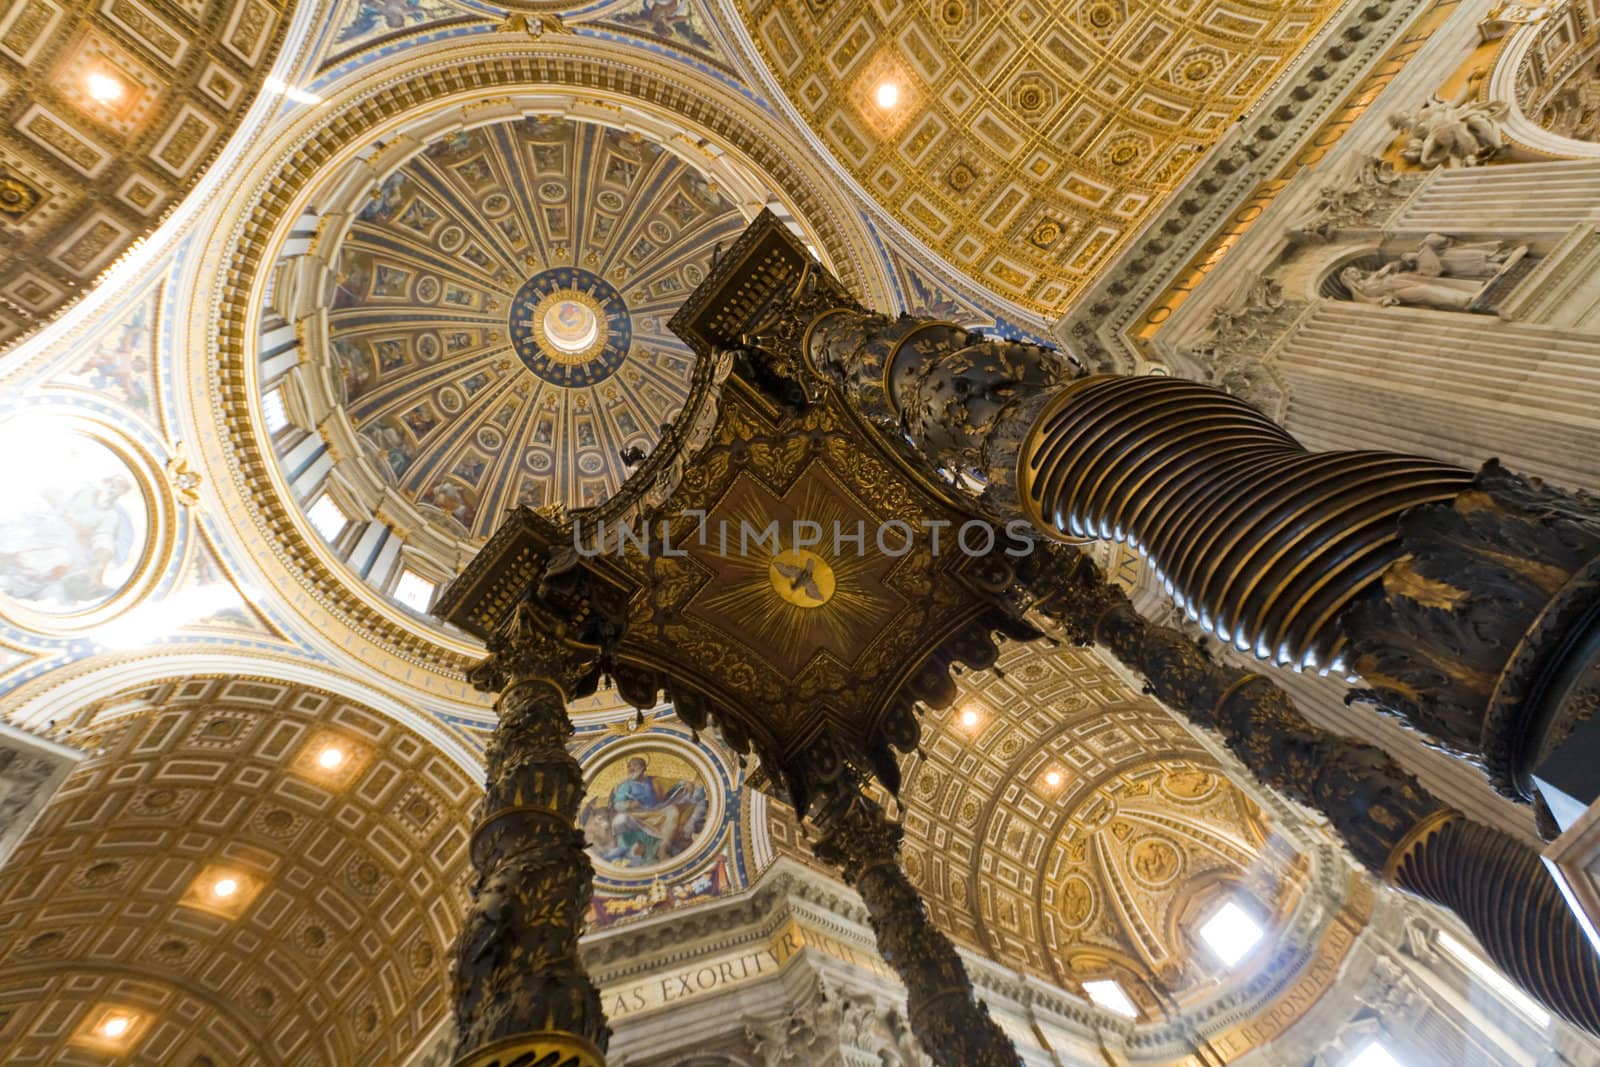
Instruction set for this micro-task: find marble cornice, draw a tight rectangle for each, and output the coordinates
[1054,0,1437,371]
[581,859,874,978]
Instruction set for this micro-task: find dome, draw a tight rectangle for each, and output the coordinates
[255,112,757,626]
[317,116,743,538]
[229,61,888,664]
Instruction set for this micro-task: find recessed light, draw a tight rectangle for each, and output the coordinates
[317,746,345,769]
[100,1015,131,1038]
[1044,770,1063,787]
[875,80,901,109]
[212,877,239,899]
[85,72,124,104]
[959,705,981,729]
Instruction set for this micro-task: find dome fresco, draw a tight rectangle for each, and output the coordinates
[320,116,745,539]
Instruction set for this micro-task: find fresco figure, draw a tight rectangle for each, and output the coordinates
[581,756,707,867]
[0,464,141,611]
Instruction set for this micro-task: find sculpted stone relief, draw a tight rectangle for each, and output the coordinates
[1388,89,1510,168]
[1284,155,1415,246]
[1187,275,1298,419]
[1338,234,1530,312]
[745,978,928,1067]
[0,728,76,869]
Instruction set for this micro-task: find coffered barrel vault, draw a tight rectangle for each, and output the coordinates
[0,0,295,347]
[731,0,1344,315]
[0,676,475,1065]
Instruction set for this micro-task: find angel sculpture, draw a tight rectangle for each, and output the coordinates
[1389,89,1508,168]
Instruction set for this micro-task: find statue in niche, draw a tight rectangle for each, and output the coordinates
[1338,233,1528,311]
[1399,233,1528,279]
[1340,263,1484,310]
[1388,89,1508,168]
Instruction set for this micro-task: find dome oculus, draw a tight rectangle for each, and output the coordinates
[508,268,630,385]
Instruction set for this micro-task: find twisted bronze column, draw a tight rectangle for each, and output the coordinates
[713,217,1599,1032]
[1022,375,1471,673]
[451,583,622,1067]
[809,786,1024,1067]
[1017,548,1600,1037]
[803,305,1600,800]
[808,311,1472,675]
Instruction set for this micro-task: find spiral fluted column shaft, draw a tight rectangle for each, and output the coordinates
[1023,375,1474,672]
[444,590,621,1067]
[452,668,608,1067]
[1393,816,1600,1033]
[811,791,1023,1067]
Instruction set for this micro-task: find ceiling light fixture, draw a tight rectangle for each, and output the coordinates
[99,1015,131,1039]
[875,80,901,109]
[85,72,125,104]
[1044,769,1063,787]
[212,877,239,899]
[959,705,981,729]
[317,746,345,769]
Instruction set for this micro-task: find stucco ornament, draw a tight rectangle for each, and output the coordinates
[1389,89,1509,167]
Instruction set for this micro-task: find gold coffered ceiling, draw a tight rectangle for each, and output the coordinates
[738,0,1342,314]
[0,677,474,1065]
[0,0,293,347]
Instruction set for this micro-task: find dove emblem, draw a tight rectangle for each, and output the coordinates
[767,548,836,608]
